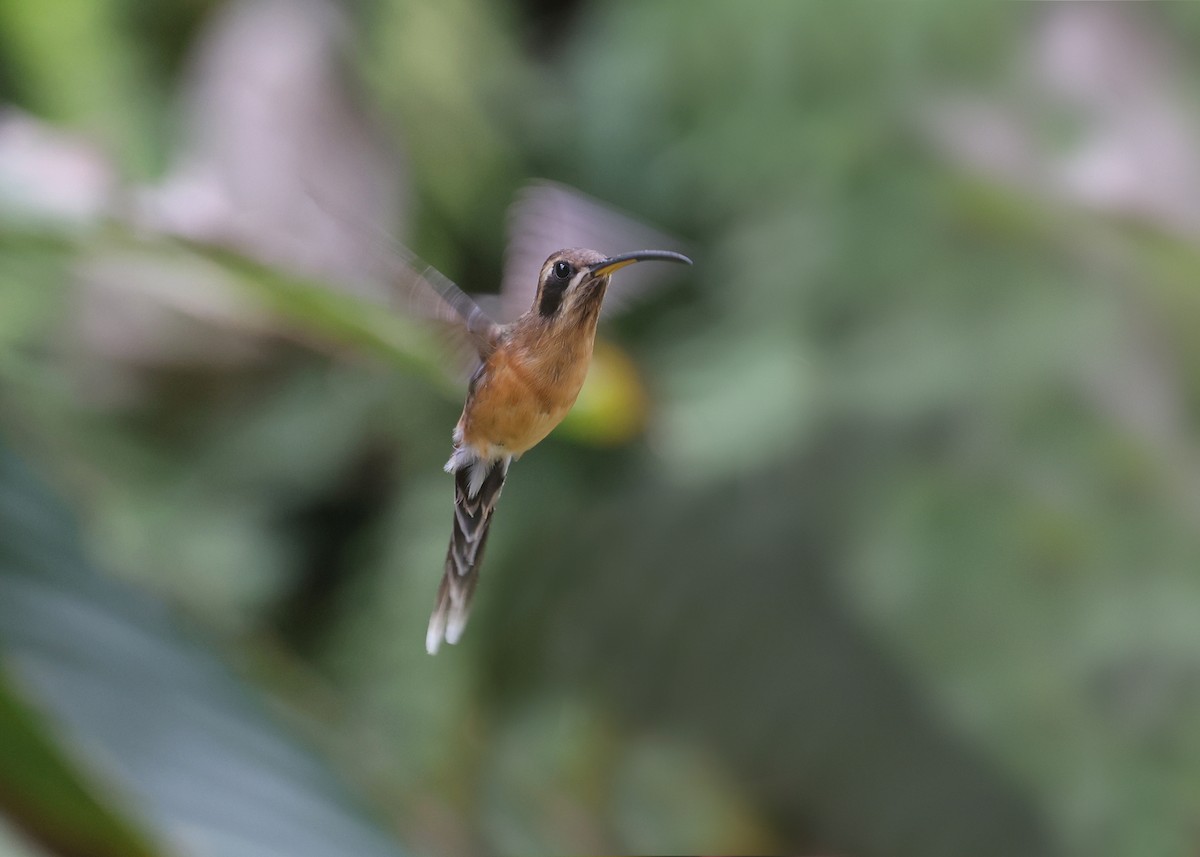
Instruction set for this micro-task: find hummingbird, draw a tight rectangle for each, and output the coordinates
[425,246,691,654]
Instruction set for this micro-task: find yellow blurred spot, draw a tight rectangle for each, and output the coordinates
[559,339,649,446]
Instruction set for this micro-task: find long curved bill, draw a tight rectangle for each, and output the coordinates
[590,250,693,277]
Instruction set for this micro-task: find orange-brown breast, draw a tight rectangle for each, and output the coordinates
[459,336,594,458]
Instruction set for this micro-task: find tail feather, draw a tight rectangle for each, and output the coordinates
[426,453,510,654]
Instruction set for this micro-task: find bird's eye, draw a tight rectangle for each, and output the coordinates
[553,260,572,280]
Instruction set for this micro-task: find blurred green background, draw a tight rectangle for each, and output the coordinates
[2,1,1200,855]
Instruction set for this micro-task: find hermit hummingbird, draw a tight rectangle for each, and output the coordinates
[424,245,691,654]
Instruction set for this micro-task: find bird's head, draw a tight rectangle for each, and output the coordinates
[530,248,692,324]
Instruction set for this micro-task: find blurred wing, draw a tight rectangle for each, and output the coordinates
[285,181,502,367]
[378,246,501,362]
[501,180,689,321]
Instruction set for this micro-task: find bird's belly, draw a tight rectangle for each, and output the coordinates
[460,358,587,457]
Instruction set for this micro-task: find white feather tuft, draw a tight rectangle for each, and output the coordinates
[444,446,472,474]
[467,458,490,498]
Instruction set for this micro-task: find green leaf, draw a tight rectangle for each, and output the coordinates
[0,667,161,857]
[0,441,409,857]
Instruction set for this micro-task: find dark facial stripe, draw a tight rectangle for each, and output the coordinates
[538,279,568,316]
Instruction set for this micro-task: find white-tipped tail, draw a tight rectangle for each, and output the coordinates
[426,607,447,655]
[425,451,510,654]
[425,581,471,654]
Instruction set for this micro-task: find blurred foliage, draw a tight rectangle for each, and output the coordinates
[2,1,1200,856]
[0,0,162,173]
[0,443,410,857]
[0,666,159,857]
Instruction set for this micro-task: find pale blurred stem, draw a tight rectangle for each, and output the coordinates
[2,220,463,397]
